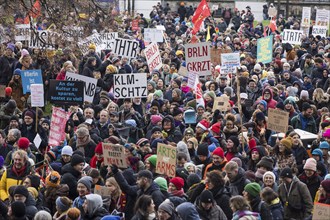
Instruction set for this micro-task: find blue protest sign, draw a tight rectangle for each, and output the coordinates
[257,35,273,64]
[21,69,43,94]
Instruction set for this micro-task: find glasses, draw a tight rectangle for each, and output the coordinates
[77,135,87,140]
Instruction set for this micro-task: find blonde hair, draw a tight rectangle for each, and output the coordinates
[313,88,328,103]
[230,195,251,211]
[13,150,28,162]
[105,177,122,200]
[106,102,119,112]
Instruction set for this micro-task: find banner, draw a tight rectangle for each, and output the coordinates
[257,35,273,64]
[62,26,84,41]
[15,24,30,41]
[315,9,330,27]
[99,32,118,50]
[21,69,43,94]
[49,107,70,146]
[102,143,128,168]
[144,28,163,42]
[221,53,240,68]
[113,38,140,58]
[301,7,311,27]
[78,33,103,54]
[145,42,162,73]
[268,108,289,133]
[29,30,55,49]
[113,73,147,99]
[282,29,303,45]
[48,80,84,105]
[185,42,211,76]
[65,72,97,103]
[312,26,328,38]
[213,95,230,112]
[30,84,44,107]
[156,143,176,177]
[312,203,330,220]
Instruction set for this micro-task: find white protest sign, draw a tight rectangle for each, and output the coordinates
[30,84,44,107]
[156,25,166,31]
[15,24,30,41]
[312,26,328,38]
[187,72,198,89]
[144,28,163,42]
[33,134,42,149]
[282,29,303,45]
[315,9,330,27]
[65,72,97,103]
[99,32,118,50]
[29,30,56,49]
[301,7,311,27]
[185,42,211,76]
[63,26,84,41]
[145,42,162,73]
[114,73,147,99]
[221,53,240,68]
[78,33,103,54]
[212,5,219,10]
[113,38,140,58]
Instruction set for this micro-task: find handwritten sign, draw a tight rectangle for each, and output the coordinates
[21,70,43,94]
[144,28,163,42]
[99,32,118,50]
[213,96,230,112]
[257,35,273,64]
[301,7,311,27]
[78,33,103,54]
[145,42,162,73]
[282,29,303,45]
[113,73,147,99]
[312,26,328,38]
[49,107,70,146]
[178,66,188,77]
[187,72,198,89]
[103,143,128,168]
[312,203,330,220]
[94,185,112,197]
[48,80,84,105]
[156,143,176,177]
[185,42,211,76]
[221,53,240,68]
[315,9,330,27]
[30,84,44,107]
[15,24,30,41]
[268,108,289,133]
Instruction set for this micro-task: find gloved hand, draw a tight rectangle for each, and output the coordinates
[111,164,119,174]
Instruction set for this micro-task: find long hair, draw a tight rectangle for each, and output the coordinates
[105,177,122,200]
[230,195,251,211]
[134,195,153,218]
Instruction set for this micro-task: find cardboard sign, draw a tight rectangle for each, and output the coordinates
[29,31,55,49]
[185,42,211,76]
[301,7,311,27]
[15,24,30,41]
[257,35,273,64]
[78,33,103,54]
[210,48,222,65]
[144,28,163,42]
[65,72,97,103]
[213,96,230,112]
[113,38,140,58]
[30,84,44,107]
[100,32,118,50]
[145,42,162,73]
[282,29,303,45]
[113,73,147,99]
[312,203,330,220]
[49,80,84,105]
[48,107,71,146]
[315,9,330,27]
[21,70,43,94]
[0,85,6,98]
[178,66,188,77]
[221,53,240,68]
[94,185,112,197]
[156,143,176,177]
[132,19,139,31]
[268,108,289,133]
[187,72,198,89]
[103,143,128,168]
[312,26,328,38]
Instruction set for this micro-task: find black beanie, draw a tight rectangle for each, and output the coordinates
[174,78,181,87]
[197,143,209,157]
[13,185,29,198]
[256,156,274,171]
[71,154,85,167]
[276,101,285,110]
[228,136,240,148]
[200,190,214,203]
[187,174,201,187]
[11,201,26,218]
[172,107,183,117]
[151,126,162,134]
[27,175,40,190]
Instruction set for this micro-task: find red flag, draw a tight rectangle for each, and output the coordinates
[192,0,211,34]
[30,0,41,19]
[269,17,277,32]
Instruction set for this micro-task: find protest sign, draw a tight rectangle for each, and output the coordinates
[221,53,240,68]
[210,48,221,65]
[145,42,162,73]
[78,33,103,54]
[185,42,211,76]
[315,9,330,27]
[29,31,55,49]
[102,143,128,168]
[187,72,198,89]
[0,85,5,98]
[62,26,83,41]
[132,19,139,31]
[113,73,147,99]
[312,203,330,220]
[156,25,166,31]
[48,107,71,146]
[268,108,289,133]
[156,143,176,177]
[49,80,84,105]
[213,95,230,112]
[301,7,311,27]
[212,5,219,10]
[15,24,30,41]
[21,70,43,94]
[178,66,188,77]
[282,29,303,45]
[99,32,118,50]
[33,134,42,149]
[312,26,328,38]
[257,35,273,64]
[144,28,163,42]
[30,84,44,107]
[65,72,97,103]
[113,38,140,58]
[94,185,111,197]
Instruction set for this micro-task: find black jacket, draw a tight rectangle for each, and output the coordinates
[60,163,81,200]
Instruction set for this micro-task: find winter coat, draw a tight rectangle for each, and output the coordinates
[196,199,228,220]
[20,123,48,147]
[98,72,114,91]
[81,62,95,78]
[8,79,26,110]
[60,163,82,200]
[291,113,317,134]
[268,198,284,220]
[84,206,109,220]
[24,193,38,220]
[250,196,272,220]
[298,172,322,201]
[291,144,309,174]
[0,55,15,85]
[71,139,97,163]
[211,186,233,219]
[232,210,260,220]
[262,88,277,109]
[0,105,21,129]
[225,168,250,196]
[44,184,69,215]
[176,202,200,220]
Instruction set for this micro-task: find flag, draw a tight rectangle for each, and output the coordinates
[269,17,277,32]
[30,0,41,18]
[195,75,204,108]
[206,25,210,41]
[192,0,211,34]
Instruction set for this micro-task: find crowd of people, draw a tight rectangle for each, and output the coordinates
[0,1,330,220]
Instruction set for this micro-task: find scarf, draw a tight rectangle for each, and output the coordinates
[299,114,308,130]
[169,188,185,197]
[12,164,27,177]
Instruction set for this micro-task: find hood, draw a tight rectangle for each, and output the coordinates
[262,88,273,101]
[25,193,37,206]
[61,163,81,177]
[176,202,200,220]
[177,141,191,161]
[86,194,103,216]
[250,146,268,159]
[162,115,175,132]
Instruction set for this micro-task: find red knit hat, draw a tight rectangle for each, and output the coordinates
[197,119,210,131]
[95,142,103,154]
[210,122,221,135]
[5,87,12,96]
[170,177,184,190]
[212,147,224,158]
[18,137,30,149]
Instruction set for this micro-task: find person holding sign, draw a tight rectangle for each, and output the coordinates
[8,69,27,110]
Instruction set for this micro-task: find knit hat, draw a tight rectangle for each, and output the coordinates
[95,142,103,154]
[228,136,240,148]
[66,208,81,220]
[263,171,276,183]
[312,148,323,158]
[174,78,181,87]
[136,138,149,147]
[197,143,209,157]
[300,90,309,99]
[34,210,52,220]
[89,43,96,50]
[254,63,262,71]
[200,190,214,203]
[27,187,38,199]
[148,80,156,89]
[5,87,12,96]
[106,65,117,74]
[61,145,73,156]
[138,170,153,179]
[46,171,61,188]
[7,43,15,52]
[147,155,157,167]
[100,91,110,101]
[276,101,285,110]
[159,199,175,216]
[319,141,330,149]
[303,158,317,171]
[280,137,293,149]
[151,126,162,134]
[257,156,274,170]
[255,168,266,179]
[154,177,168,191]
[321,179,330,194]
[258,100,268,109]
[11,201,26,218]
[231,157,242,167]
[27,175,40,190]
[255,112,265,121]
[210,122,221,135]
[172,107,183,117]
[154,90,163,98]
[17,137,30,149]
[212,147,224,159]
[197,119,210,131]
[280,167,293,178]
[170,177,184,190]
[13,185,29,198]
[78,176,93,192]
[151,115,163,125]
[5,99,16,110]
[224,87,233,97]
[24,110,34,118]
[71,154,85,167]
[187,173,201,187]
[244,182,261,197]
